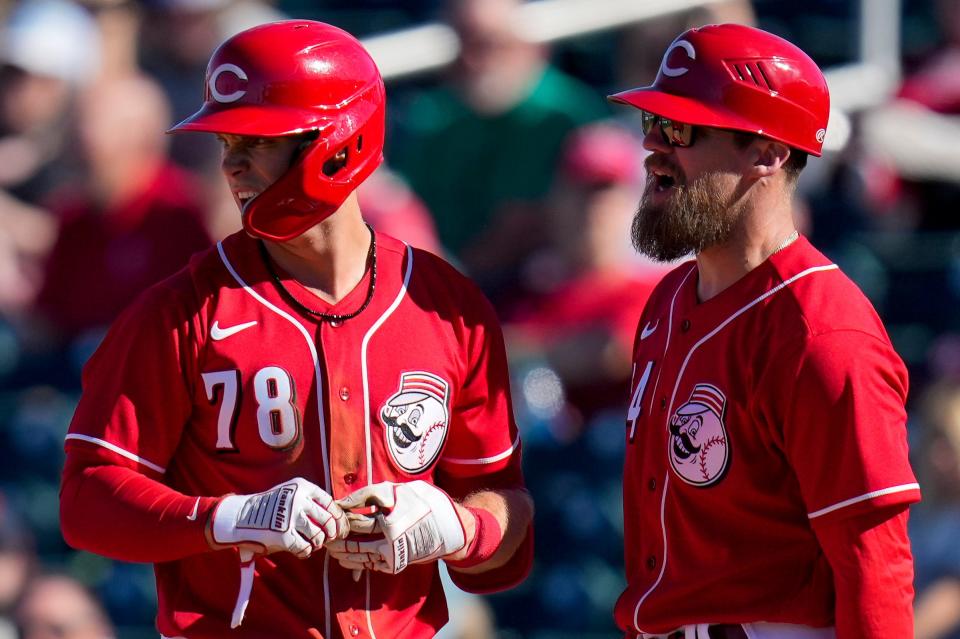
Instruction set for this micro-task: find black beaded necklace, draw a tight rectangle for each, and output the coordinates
[258,224,377,324]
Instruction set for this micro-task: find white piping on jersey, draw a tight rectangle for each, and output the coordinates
[443,431,520,465]
[361,244,413,489]
[644,264,697,433]
[64,434,166,474]
[631,265,695,634]
[807,482,920,519]
[633,262,839,632]
[217,241,335,639]
[634,470,671,635]
[360,243,412,639]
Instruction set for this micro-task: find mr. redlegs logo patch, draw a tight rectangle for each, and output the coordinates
[668,383,730,487]
[381,372,451,474]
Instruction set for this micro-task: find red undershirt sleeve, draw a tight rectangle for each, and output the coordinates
[812,506,915,638]
[60,447,219,563]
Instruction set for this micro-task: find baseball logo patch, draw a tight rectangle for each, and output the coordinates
[668,383,730,487]
[381,372,450,474]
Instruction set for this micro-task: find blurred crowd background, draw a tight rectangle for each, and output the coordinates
[0,0,959,637]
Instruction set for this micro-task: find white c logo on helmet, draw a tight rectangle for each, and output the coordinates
[660,39,696,78]
[209,63,248,103]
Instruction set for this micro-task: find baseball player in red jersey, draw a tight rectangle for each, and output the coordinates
[58,20,533,639]
[608,24,919,639]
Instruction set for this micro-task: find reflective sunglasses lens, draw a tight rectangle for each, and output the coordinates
[641,111,656,136]
[661,120,693,147]
[669,121,693,147]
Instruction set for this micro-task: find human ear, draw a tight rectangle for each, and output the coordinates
[749,140,791,179]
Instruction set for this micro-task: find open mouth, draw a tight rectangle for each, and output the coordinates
[650,169,677,192]
[672,433,699,460]
[236,190,259,207]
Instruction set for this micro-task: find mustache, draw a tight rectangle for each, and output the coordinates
[644,154,683,181]
[383,414,421,446]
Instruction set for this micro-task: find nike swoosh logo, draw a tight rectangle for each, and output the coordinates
[640,320,659,340]
[211,320,257,340]
[186,497,200,521]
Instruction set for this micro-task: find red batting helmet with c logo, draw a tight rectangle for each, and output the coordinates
[169,20,386,241]
[609,23,830,156]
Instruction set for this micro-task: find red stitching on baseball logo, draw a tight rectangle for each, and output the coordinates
[699,435,726,480]
[418,421,446,466]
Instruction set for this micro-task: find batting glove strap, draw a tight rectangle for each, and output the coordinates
[213,486,295,548]
[404,481,466,557]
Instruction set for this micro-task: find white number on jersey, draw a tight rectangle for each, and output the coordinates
[202,367,302,451]
[253,366,301,449]
[626,361,654,442]
[202,370,241,450]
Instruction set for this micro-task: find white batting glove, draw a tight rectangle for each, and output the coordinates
[212,477,349,559]
[328,481,466,575]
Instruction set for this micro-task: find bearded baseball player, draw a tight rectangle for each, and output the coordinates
[58,20,533,639]
[608,24,919,639]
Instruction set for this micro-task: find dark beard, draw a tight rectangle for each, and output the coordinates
[631,172,742,262]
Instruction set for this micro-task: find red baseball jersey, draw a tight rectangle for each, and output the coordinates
[617,236,919,634]
[64,230,525,639]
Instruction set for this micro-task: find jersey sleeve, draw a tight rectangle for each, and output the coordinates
[437,291,522,481]
[812,506,915,637]
[64,277,201,477]
[773,329,920,523]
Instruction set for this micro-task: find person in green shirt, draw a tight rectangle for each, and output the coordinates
[392,0,607,295]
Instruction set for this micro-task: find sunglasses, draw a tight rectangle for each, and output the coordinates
[641,111,696,147]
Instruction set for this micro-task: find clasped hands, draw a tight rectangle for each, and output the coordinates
[327,480,467,576]
[211,477,466,573]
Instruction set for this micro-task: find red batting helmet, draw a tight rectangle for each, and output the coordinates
[169,20,386,241]
[609,23,829,156]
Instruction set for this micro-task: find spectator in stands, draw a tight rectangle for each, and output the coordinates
[898,0,960,115]
[15,574,114,639]
[860,0,960,231]
[912,377,960,639]
[392,0,607,294]
[506,123,667,424]
[0,0,101,316]
[33,74,210,342]
[0,496,35,639]
[359,168,443,255]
